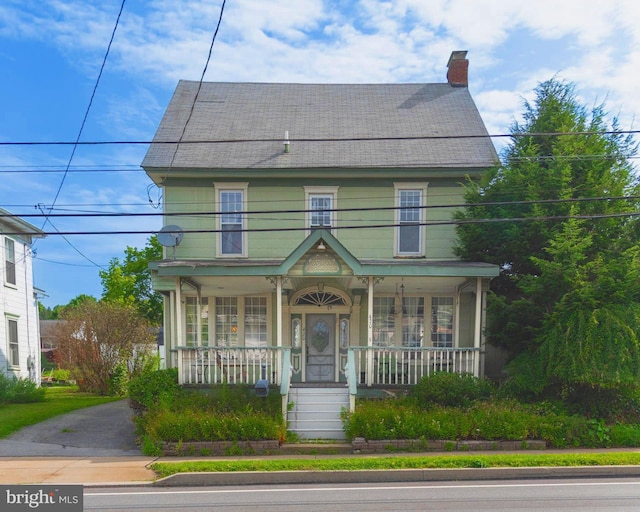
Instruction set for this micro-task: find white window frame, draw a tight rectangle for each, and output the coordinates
[4,237,16,286]
[304,186,339,235]
[215,183,248,257]
[6,316,19,368]
[394,183,428,257]
[213,295,271,347]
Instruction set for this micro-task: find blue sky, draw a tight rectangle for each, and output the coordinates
[1,0,639,307]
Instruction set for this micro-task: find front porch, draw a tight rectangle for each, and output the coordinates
[173,345,481,387]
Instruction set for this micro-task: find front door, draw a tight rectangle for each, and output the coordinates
[306,314,335,382]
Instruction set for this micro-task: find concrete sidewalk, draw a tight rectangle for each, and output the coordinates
[2,452,640,487]
[0,456,157,486]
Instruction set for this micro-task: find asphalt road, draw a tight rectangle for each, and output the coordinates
[0,399,142,457]
[85,479,640,511]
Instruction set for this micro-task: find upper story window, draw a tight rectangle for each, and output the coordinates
[215,183,248,257]
[394,183,427,257]
[4,237,16,286]
[305,186,338,234]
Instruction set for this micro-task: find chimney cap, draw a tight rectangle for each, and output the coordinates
[447,50,468,67]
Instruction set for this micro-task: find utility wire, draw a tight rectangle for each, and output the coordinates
[35,0,127,271]
[4,195,639,220]
[2,129,640,147]
[3,211,639,237]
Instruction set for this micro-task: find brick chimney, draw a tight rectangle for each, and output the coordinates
[447,51,469,87]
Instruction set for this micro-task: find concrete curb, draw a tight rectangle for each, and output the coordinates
[154,465,640,487]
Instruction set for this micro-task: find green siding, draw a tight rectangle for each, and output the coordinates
[161,177,466,261]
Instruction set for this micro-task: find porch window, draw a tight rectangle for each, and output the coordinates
[185,297,209,346]
[372,297,395,347]
[431,297,454,348]
[7,317,19,367]
[244,297,267,348]
[4,237,16,286]
[402,297,424,347]
[215,297,238,346]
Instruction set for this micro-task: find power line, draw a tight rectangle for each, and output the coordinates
[3,211,639,237]
[35,0,127,272]
[3,195,638,220]
[1,129,639,147]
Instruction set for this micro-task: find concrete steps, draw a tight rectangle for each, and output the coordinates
[287,386,350,440]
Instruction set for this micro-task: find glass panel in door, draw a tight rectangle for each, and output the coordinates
[306,314,335,382]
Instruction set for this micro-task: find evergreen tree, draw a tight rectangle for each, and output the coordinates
[455,78,640,398]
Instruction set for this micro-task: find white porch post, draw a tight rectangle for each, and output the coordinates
[474,277,482,377]
[367,276,374,386]
[276,276,283,383]
[276,276,283,347]
[175,277,183,347]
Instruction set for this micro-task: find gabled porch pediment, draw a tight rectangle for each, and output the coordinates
[278,229,362,277]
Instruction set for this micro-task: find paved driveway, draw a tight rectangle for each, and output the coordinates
[0,399,142,457]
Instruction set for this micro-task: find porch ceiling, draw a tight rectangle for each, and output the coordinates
[173,274,474,297]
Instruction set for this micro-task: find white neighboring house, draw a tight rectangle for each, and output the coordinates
[0,208,46,383]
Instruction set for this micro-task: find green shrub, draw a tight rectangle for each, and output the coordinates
[143,408,285,443]
[410,372,494,409]
[127,368,180,411]
[610,424,640,447]
[0,374,46,404]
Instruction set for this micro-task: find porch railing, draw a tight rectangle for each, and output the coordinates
[176,346,288,385]
[350,346,480,386]
[173,346,480,386]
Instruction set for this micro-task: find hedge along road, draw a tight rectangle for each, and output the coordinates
[0,399,142,456]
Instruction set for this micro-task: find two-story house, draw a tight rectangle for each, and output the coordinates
[142,51,499,437]
[1,208,45,384]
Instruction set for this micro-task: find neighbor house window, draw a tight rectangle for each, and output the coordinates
[7,317,19,367]
[431,297,454,348]
[185,297,209,346]
[394,184,427,256]
[4,237,16,285]
[372,297,395,347]
[305,186,338,234]
[216,183,248,257]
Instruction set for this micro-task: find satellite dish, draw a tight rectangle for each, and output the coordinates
[157,225,183,259]
[157,225,184,247]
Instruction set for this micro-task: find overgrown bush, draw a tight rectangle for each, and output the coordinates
[143,408,285,443]
[409,372,494,409]
[127,368,180,411]
[341,398,613,448]
[0,374,46,404]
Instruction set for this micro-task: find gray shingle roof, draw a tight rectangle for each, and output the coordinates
[142,81,498,170]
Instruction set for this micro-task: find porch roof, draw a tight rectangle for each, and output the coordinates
[149,229,499,279]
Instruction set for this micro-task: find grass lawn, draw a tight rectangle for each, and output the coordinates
[0,386,121,439]
[151,451,640,478]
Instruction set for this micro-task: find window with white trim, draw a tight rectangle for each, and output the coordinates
[304,186,338,234]
[394,184,427,256]
[214,296,269,348]
[402,297,424,347]
[215,297,238,346]
[431,297,454,348]
[216,183,248,257]
[5,237,16,285]
[186,297,209,347]
[7,317,19,367]
[372,297,395,347]
[244,297,267,348]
